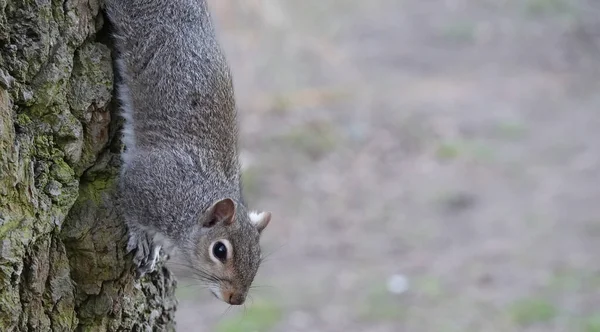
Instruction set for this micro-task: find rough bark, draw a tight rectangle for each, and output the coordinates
[0,1,177,331]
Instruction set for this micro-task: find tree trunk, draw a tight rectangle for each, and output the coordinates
[0,1,177,331]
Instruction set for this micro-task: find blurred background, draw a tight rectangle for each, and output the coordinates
[175,0,600,331]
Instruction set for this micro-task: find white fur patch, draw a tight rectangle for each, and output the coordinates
[249,211,266,225]
[115,58,137,167]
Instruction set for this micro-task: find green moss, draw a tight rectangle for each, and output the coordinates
[52,183,79,208]
[35,79,67,108]
[50,159,75,184]
[51,113,82,141]
[79,174,115,204]
[0,289,21,330]
[0,217,24,241]
[15,113,32,127]
[34,134,64,160]
[51,303,78,331]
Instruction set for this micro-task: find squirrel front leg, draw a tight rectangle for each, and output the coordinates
[126,225,162,278]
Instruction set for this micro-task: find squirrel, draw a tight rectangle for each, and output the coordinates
[104,0,272,305]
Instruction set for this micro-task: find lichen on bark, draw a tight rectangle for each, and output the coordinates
[0,0,177,331]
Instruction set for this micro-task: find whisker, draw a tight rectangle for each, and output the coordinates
[178,282,211,289]
[218,305,233,321]
[247,293,255,306]
[249,284,274,289]
[261,243,287,261]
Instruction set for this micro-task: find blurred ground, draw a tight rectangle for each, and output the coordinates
[174,0,600,331]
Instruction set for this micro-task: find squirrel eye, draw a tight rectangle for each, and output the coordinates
[212,241,228,262]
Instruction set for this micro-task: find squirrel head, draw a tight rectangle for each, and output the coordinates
[187,197,271,305]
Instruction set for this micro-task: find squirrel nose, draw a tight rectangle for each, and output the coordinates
[223,291,245,305]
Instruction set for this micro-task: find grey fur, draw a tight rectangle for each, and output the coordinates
[104,0,271,304]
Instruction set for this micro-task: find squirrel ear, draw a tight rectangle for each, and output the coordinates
[249,211,271,233]
[204,198,236,227]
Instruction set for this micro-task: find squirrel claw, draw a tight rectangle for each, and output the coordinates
[134,245,161,278]
[128,230,161,278]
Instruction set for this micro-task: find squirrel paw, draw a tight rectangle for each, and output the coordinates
[136,245,161,278]
[127,231,161,278]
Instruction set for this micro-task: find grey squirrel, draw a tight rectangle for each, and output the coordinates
[104,0,272,305]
